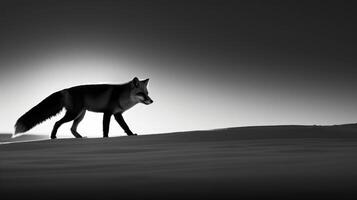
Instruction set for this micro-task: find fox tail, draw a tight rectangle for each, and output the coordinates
[14,91,64,137]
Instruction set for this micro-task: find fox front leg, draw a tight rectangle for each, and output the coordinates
[114,113,137,136]
[103,112,112,138]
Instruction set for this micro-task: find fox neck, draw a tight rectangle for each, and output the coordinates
[117,84,139,113]
[119,97,138,112]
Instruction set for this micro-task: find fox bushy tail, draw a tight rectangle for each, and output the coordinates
[14,91,64,135]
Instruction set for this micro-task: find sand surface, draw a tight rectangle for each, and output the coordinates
[0,134,48,144]
[1,125,357,199]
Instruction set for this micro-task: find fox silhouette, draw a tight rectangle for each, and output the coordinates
[14,77,153,139]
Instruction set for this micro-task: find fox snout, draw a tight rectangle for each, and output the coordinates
[143,96,153,105]
[135,92,153,105]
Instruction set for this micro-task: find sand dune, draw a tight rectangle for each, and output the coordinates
[1,124,357,200]
[0,134,49,144]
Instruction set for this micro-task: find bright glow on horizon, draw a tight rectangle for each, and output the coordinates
[1,49,356,137]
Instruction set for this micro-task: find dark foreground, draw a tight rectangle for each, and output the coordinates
[1,124,357,200]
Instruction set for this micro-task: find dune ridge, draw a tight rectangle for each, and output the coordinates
[1,124,357,199]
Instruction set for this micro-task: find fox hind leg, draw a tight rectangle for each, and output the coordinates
[70,110,86,138]
[51,110,81,139]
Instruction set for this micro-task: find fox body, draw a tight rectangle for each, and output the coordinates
[14,77,153,139]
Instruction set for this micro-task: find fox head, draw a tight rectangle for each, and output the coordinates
[130,77,153,105]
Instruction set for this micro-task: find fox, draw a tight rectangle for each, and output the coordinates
[14,77,153,139]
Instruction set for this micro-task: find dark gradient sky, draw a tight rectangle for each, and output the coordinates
[0,1,356,135]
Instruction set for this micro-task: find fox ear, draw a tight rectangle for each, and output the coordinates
[133,77,140,87]
[142,78,149,87]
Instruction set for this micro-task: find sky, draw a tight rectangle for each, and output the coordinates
[0,1,356,137]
